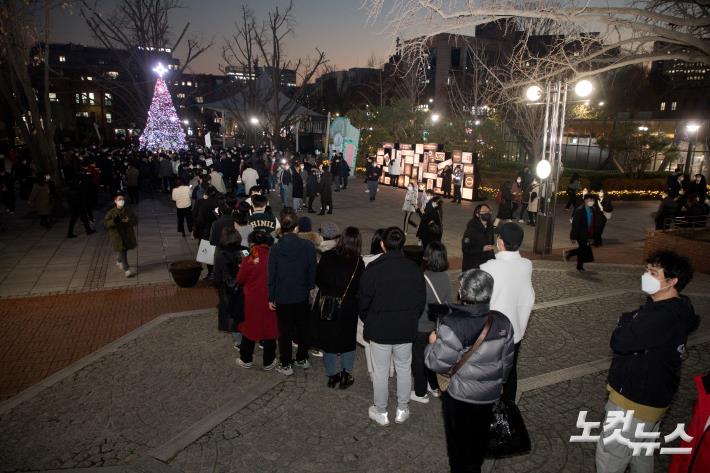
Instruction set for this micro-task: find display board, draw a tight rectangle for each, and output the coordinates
[377,144,477,201]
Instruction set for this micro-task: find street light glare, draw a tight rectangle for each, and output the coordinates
[526,85,542,102]
[536,160,552,179]
[249,117,259,125]
[638,126,649,132]
[152,63,168,77]
[574,80,593,97]
[687,123,700,132]
[431,113,440,123]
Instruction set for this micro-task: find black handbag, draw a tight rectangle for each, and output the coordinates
[317,260,359,321]
[486,398,531,458]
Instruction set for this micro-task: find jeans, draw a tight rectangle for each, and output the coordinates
[442,392,494,473]
[501,342,521,401]
[292,197,302,211]
[116,250,129,271]
[595,400,661,473]
[281,184,293,208]
[240,336,276,366]
[367,180,378,200]
[176,206,193,234]
[370,341,412,412]
[323,350,355,376]
[276,301,310,366]
[338,175,348,189]
[412,332,439,396]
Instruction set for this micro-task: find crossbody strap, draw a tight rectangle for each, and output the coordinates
[449,315,493,377]
[423,274,442,304]
[341,259,360,299]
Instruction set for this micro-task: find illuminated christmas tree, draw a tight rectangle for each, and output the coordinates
[139,63,186,151]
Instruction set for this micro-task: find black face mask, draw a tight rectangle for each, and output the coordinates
[480,213,492,223]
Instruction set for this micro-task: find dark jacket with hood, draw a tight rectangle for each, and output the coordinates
[607,295,700,408]
[267,232,317,304]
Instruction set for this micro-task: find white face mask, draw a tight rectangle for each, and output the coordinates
[641,272,665,295]
[116,200,125,208]
[516,179,521,183]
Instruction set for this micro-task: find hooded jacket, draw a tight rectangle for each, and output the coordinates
[607,295,700,408]
[267,233,317,304]
[425,304,515,404]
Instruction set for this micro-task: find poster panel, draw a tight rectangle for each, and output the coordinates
[415,143,424,154]
[399,143,413,150]
[462,152,473,164]
[464,174,475,188]
[452,150,462,163]
[404,155,414,164]
[435,152,446,162]
[423,143,438,151]
[462,188,473,200]
[404,163,413,176]
[427,163,438,174]
[437,159,452,170]
[463,164,474,174]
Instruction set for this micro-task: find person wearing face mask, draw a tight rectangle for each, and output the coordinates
[654,191,678,230]
[527,179,540,226]
[104,192,138,277]
[563,193,603,271]
[416,195,444,251]
[402,182,419,235]
[596,250,698,473]
[689,173,708,203]
[511,175,524,222]
[461,204,495,271]
[595,189,613,246]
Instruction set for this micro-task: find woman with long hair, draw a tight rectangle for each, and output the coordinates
[311,226,364,388]
[213,227,243,348]
[417,195,444,250]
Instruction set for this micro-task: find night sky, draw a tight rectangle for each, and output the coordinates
[51,0,390,74]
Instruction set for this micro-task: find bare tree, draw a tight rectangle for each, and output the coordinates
[221,1,327,148]
[0,0,61,174]
[79,0,213,125]
[364,1,710,85]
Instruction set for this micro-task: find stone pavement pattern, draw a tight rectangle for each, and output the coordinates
[1,262,708,473]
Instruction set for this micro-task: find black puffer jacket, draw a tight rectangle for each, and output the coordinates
[359,251,426,344]
[607,295,700,408]
[425,304,515,404]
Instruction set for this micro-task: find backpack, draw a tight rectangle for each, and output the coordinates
[495,189,503,204]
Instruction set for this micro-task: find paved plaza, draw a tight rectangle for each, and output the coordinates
[0,185,708,473]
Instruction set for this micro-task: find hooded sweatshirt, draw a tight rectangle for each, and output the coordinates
[607,295,700,418]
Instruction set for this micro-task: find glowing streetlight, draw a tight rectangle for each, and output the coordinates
[685,123,701,173]
[474,119,481,126]
[431,113,440,123]
[598,101,605,106]
[687,123,700,133]
[574,80,593,97]
[638,126,649,132]
[428,98,434,103]
[182,119,189,125]
[249,117,259,125]
[536,160,552,179]
[525,85,542,102]
[152,63,168,77]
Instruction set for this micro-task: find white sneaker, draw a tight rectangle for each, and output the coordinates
[395,407,410,424]
[263,359,278,371]
[125,269,135,278]
[427,386,442,398]
[309,349,324,358]
[276,363,294,376]
[294,359,311,369]
[236,358,253,369]
[368,406,390,426]
[410,391,430,404]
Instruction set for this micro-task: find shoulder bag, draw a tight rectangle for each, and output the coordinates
[436,315,492,392]
[318,260,359,321]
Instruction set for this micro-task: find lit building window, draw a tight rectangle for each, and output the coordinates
[196,96,203,103]
[107,71,119,79]
[177,93,186,99]
[76,92,95,105]
[58,55,66,62]
[48,92,58,102]
[105,113,112,124]
[75,111,89,118]
[671,101,677,111]
[86,76,93,81]
[660,102,666,111]
[186,81,192,87]
[104,93,112,106]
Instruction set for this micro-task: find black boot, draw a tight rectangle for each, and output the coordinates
[327,373,341,388]
[339,370,354,389]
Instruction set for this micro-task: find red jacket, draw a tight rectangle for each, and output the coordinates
[236,245,279,341]
[669,374,710,473]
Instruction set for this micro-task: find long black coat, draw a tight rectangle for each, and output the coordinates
[461,218,495,271]
[416,205,442,249]
[440,168,453,194]
[320,171,333,202]
[310,251,364,353]
[292,171,304,198]
[213,247,242,332]
[570,205,604,243]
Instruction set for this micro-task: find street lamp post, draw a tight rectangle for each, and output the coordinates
[529,79,592,255]
[685,123,700,174]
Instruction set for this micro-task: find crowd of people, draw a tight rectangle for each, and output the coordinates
[0,143,704,472]
[656,167,709,230]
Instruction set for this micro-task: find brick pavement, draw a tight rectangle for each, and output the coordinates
[0,283,217,402]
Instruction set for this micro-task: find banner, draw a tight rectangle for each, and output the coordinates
[330,117,360,169]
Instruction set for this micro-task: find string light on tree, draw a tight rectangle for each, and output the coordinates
[138,62,186,151]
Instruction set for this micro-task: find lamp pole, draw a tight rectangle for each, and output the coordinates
[685,124,700,174]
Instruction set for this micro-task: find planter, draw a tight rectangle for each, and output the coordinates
[169,260,203,288]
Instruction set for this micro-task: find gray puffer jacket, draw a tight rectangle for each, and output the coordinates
[425,303,515,404]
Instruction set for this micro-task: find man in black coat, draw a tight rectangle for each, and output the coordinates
[655,192,678,230]
[563,193,604,271]
[318,165,333,215]
[596,250,698,473]
[359,226,426,426]
[461,204,495,271]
